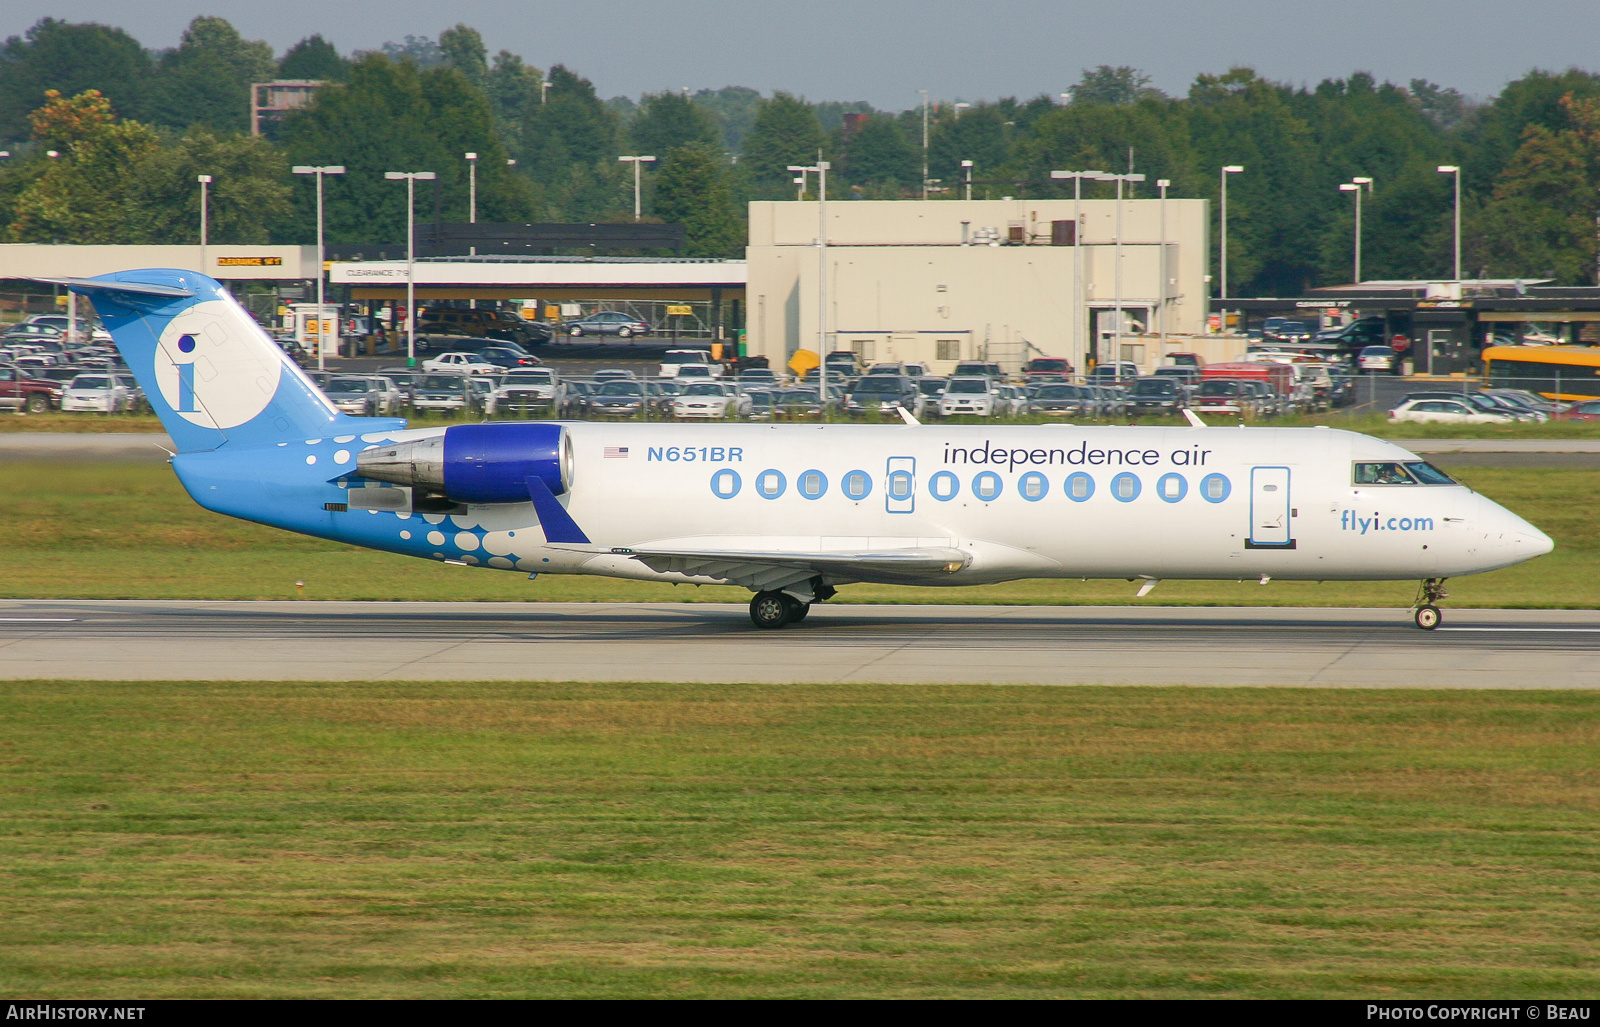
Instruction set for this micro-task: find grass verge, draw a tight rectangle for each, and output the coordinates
[4,462,1595,606]
[1,681,1596,998]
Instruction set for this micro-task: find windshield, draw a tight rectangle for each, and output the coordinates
[326,379,369,393]
[1132,380,1176,395]
[917,380,946,395]
[1035,385,1078,398]
[598,381,643,396]
[853,378,904,394]
[503,371,552,384]
[70,376,109,389]
[1028,359,1068,372]
[1198,380,1241,395]
[682,383,727,396]
[947,379,988,394]
[420,376,466,389]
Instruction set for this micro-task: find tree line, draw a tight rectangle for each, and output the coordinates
[1,17,1598,292]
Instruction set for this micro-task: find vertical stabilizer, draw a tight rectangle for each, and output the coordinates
[38,269,386,452]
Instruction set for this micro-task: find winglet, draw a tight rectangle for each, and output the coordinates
[1183,408,1208,428]
[526,476,591,545]
[895,405,921,426]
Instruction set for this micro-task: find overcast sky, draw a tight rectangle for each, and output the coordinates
[6,0,1598,109]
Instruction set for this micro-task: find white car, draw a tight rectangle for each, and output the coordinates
[1388,398,1514,425]
[671,382,752,420]
[1357,345,1396,372]
[323,376,402,416]
[488,369,560,416]
[938,376,999,418]
[659,349,724,378]
[61,373,138,412]
[422,351,500,375]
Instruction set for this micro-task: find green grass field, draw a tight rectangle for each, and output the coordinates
[4,461,1596,606]
[1,682,1596,998]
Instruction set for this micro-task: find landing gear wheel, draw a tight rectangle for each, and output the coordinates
[1415,605,1441,631]
[789,602,810,623]
[1413,577,1449,631]
[749,591,792,629]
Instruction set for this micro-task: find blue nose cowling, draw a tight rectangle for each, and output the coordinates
[443,422,569,504]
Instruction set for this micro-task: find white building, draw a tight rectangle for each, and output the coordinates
[745,198,1209,374]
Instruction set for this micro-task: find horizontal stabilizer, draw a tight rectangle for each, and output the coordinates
[27,276,195,299]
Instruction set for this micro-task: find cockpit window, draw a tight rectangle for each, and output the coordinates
[1354,461,1456,485]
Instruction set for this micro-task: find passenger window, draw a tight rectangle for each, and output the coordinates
[1353,462,1417,485]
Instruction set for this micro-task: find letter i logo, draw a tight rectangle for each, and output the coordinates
[175,334,197,412]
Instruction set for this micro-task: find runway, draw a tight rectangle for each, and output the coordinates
[2,600,1597,687]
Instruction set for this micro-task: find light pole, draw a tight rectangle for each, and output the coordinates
[918,89,930,200]
[793,168,808,200]
[787,161,831,418]
[292,165,346,371]
[196,174,213,275]
[1339,176,1372,283]
[385,171,437,368]
[1437,165,1461,281]
[1103,172,1145,379]
[540,80,550,105]
[618,155,656,221]
[1219,164,1243,335]
[954,101,970,118]
[961,160,973,201]
[1051,169,1108,372]
[1158,177,1170,351]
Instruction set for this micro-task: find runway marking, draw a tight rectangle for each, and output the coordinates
[0,618,77,623]
[1433,623,1600,633]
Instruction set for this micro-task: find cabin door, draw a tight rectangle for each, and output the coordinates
[1247,466,1294,548]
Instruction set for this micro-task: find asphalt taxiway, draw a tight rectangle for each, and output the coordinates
[2,601,1596,687]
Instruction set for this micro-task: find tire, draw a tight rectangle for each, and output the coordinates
[790,602,810,623]
[749,591,791,629]
[569,326,584,337]
[1415,605,1442,630]
[617,327,632,339]
[24,393,48,413]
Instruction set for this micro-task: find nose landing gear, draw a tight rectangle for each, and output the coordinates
[1414,578,1449,630]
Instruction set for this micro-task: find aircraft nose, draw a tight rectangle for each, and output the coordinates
[1518,525,1555,557]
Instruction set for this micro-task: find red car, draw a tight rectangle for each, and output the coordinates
[1558,400,1600,421]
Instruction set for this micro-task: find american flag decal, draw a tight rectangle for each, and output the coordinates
[604,446,629,458]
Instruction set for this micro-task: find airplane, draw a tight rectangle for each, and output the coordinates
[38,269,1553,631]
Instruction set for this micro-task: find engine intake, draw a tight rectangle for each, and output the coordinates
[356,422,572,504]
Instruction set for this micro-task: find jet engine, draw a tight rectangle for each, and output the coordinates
[356,422,573,504]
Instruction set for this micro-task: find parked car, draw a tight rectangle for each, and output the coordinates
[411,374,477,415]
[866,362,909,376]
[659,349,724,378]
[951,361,1006,380]
[323,376,402,416]
[1401,391,1541,423]
[1558,400,1600,422]
[2,323,65,344]
[1265,320,1314,344]
[489,369,560,417]
[674,364,716,382]
[0,364,61,412]
[592,368,637,382]
[938,376,1000,418]
[1389,398,1516,425]
[586,380,651,418]
[671,382,751,420]
[736,368,781,388]
[845,374,922,418]
[1023,357,1073,380]
[1087,361,1141,382]
[564,311,651,338]
[423,351,500,375]
[558,380,597,418]
[1357,345,1397,372]
[1193,379,1258,417]
[1027,383,1098,418]
[60,373,138,412]
[1126,376,1186,416]
[477,343,542,369]
[419,309,549,347]
[824,350,863,375]
[1153,366,1201,387]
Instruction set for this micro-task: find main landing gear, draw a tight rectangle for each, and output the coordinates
[1414,578,1449,630]
[748,583,834,629]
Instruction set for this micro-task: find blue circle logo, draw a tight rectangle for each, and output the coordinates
[1156,473,1188,503]
[710,468,741,499]
[755,469,787,500]
[929,470,960,501]
[1064,472,1095,502]
[1111,472,1142,502]
[1200,473,1231,503]
[177,334,197,353]
[972,471,1003,501]
[1018,471,1048,502]
[842,470,872,501]
[798,469,827,500]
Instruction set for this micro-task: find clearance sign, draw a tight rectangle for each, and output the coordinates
[217,256,284,267]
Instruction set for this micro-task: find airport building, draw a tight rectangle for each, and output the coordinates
[744,198,1210,374]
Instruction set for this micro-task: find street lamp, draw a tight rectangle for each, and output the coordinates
[292,165,346,371]
[1218,165,1242,303]
[540,80,550,105]
[384,171,437,368]
[954,101,970,118]
[1051,169,1109,372]
[196,174,213,274]
[617,155,656,221]
[1437,165,1461,281]
[1102,172,1145,379]
[961,160,973,201]
[1339,176,1371,283]
[787,161,831,418]
[1157,178,1170,349]
[918,89,930,200]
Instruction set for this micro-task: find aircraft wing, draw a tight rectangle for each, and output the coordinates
[607,541,971,593]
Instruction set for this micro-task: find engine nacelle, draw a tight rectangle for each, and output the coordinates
[356,422,572,504]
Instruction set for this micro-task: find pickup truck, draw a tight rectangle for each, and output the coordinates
[0,363,63,412]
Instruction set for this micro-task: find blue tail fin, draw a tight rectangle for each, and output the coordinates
[40,269,395,453]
